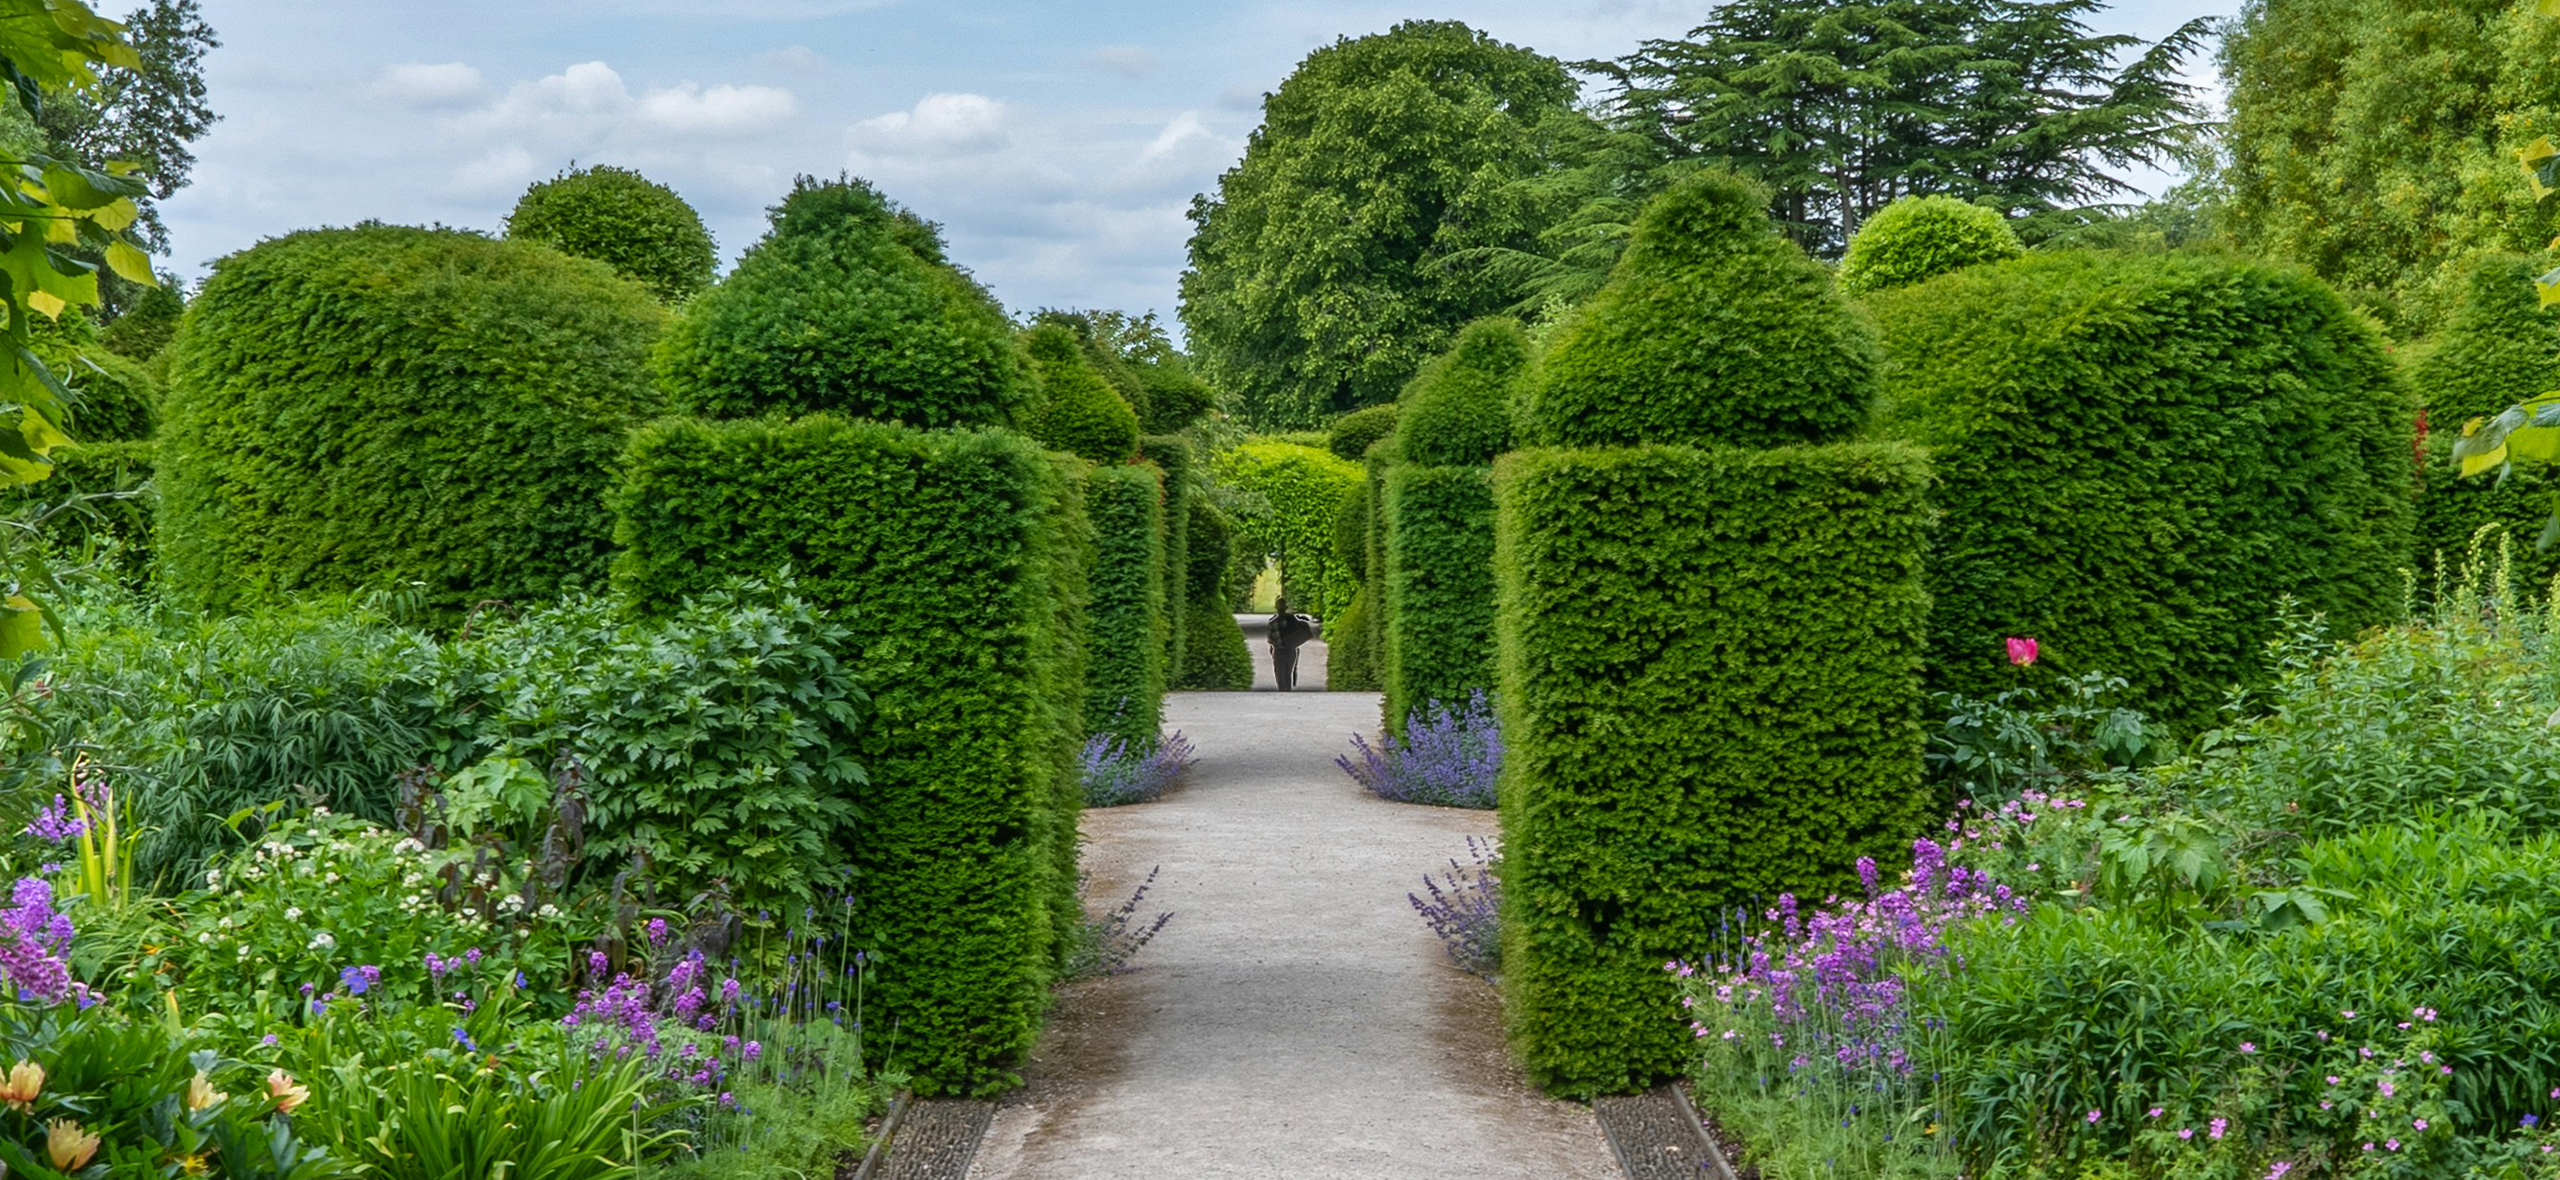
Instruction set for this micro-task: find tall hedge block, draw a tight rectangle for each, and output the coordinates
[611,414,1089,1095]
[1383,464,1498,731]
[159,225,666,616]
[1084,463,1167,748]
[1870,252,2415,729]
[1138,435,1194,677]
[1494,442,1934,1095]
[2410,254,2560,585]
[1176,497,1254,690]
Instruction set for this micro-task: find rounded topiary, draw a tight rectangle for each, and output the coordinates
[505,165,718,303]
[1397,317,1524,466]
[1326,403,1399,462]
[1137,361,1215,434]
[2409,253,2560,580]
[1839,195,2024,296]
[653,176,1030,427]
[1022,324,1139,463]
[159,224,667,615]
[1519,171,1878,450]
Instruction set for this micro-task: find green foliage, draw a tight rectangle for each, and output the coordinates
[1869,251,2416,732]
[505,164,718,303]
[1138,435,1193,678]
[157,224,666,617]
[1083,463,1166,749]
[2412,256,2560,583]
[1520,172,1878,450]
[1022,324,1139,463]
[610,413,1087,1094]
[1181,20,1596,427]
[1398,317,1524,467]
[1838,194,2024,295]
[100,278,180,361]
[0,1002,336,1180]
[2222,0,2560,334]
[1495,441,1932,1094]
[1175,497,1253,691]
[1325,403,1399,462]
[1602,0,2210,256]
[6,438,155,585]
[1211,441,1363,617]
[1384,464,1497,734]
[652,176,1029,428]
[1324,479,1381,691]
[436,583,864,908]
[58,345,156,441]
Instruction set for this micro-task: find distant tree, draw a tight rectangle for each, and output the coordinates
[1181,20,1596,428]
[1037,307,1216,433]
[37,0,217,317]
[1596,0,2210,257]
[2221,0,2560,335]
[507,165,718,302]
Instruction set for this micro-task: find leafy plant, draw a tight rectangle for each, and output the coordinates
[505,164,718,302]
[1927,670,2163,809]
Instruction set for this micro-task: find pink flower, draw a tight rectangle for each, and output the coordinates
[2240,1042,2256,1054]
[2414,1119,2428,1131]
[2086,1110,2102,1124]
[2147,1108,2164,1119]
[2179,1128,2195,1141]
[2267,1163,2293,1180]
[2386,1139,2401,1152]
[2006,636,2039,666]
[2210,1118,2229,1140]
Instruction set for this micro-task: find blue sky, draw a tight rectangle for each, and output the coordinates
[156,0,2236,333]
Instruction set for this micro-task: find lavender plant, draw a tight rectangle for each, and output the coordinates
[1079,731,1196,807]
[1409,836,1499,980]
[1337,690,1501,808]
[1065,866,1173,978]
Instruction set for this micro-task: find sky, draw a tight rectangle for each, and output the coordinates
[155,0,2239,336]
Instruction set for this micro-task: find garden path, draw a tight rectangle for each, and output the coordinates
[963,683,1615,1180]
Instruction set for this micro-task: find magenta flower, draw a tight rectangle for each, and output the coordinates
[2210,1117,2229,1140]
[2005,636,2039,666]
[2086,1110,2102,1124]
[2267,1163,2293,1180]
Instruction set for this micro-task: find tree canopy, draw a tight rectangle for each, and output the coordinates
[2221,0,2560,335]
[1596,0,2210,257]
[1180,20,1594,428]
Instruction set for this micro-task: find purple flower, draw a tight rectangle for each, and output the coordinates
[2085,1110,2101,1125]
[340,965,381,996]
[2210,1118,2228,1140]
[646,918,668,947]
[22,796,84,843]
[1336,693,1500,809]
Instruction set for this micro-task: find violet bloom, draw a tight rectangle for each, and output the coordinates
[22,797,83,843]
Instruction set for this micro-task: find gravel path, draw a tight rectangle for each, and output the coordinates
[965,681,1616,1180]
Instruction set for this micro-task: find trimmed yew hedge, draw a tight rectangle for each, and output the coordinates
[1494,441,1934,1095]
[1869,251,2415,729]
[1085,463,1166,749]
[2410,254,2560,585]
[1176,496,1253,690]
[1138,434,1194,678]
[1383,464,1497,732]
[611,414,1089,1095]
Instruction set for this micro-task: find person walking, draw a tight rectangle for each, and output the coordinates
[1267,597,1318,691]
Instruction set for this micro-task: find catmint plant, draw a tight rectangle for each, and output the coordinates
[1339,690,1501,808]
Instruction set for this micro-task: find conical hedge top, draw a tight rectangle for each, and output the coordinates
[1518,171,1878,450]
[653,176,1030,427]
[1397,317,1524,466]
[1021,323,1139,463]
[2412,253,2560,427]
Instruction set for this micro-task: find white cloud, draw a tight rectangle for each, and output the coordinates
[1086,45,1156,79]
[372,61,485,107]
[1137,111,1214,166]
[850,92,1009,157]
[639,82,800,133]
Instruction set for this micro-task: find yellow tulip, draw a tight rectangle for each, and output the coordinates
[0,1059,42,1111]
[45,1118,99,1170]
[182,1069,226,1113]
[265,1069,309,1114]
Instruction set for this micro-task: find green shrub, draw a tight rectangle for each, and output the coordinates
[56,346,157,442]
[1176,497,1253,690]
[100,281,182,363]
[652,177,1029,427]
[1494,441,1932,1095]
[1212,441,1363,617]
[1325,479,1382,690]
[157,225,666,616]
[505,165,719,302]
[610,413,1087,1094]
[1837,194,2024,295]
[10,439,156,585]
[1083,463,1166,749]
[1363,447,1391,711]
[1396,318,1523,466]
[1134,359,1215,434]
[1326,403,1400,462]
[1138,435,1194,678]
[1384,464,1497,732]
[2411,253,2560,584]
[436,581,864,908]
[1869,251,2416,731]
[1518,171,1877,451]
[1022,324,1139,463]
